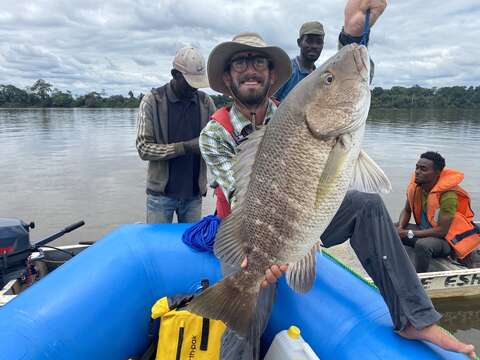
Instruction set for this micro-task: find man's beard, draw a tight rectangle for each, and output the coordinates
[231,75,270,106]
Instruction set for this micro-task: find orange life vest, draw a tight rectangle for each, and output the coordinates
[406,168,480,259]
[210,107,234,219]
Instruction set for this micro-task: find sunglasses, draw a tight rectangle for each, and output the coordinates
[228,55,272,73]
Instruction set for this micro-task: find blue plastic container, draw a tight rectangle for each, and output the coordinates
[0,224,468,359]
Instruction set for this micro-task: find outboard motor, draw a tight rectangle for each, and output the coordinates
[0,218,84,288]
[0,218,35,285]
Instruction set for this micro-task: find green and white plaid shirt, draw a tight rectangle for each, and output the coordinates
[199,101,277,203]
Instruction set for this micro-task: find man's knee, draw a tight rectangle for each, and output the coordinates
[414,239,434,256]
[345,190,384,211]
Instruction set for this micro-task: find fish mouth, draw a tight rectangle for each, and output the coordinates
[352,44,370,82]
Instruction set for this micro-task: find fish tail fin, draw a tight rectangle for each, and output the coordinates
[188,271,262,336]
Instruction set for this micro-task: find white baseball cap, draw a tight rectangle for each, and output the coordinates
[173,46,209,89]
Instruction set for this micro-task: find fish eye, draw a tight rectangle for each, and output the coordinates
[324,73,334,85]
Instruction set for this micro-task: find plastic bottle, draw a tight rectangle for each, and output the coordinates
[264,325,320,360]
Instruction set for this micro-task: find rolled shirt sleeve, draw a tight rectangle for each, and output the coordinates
[199,120,237,202]
[135,93,187,161]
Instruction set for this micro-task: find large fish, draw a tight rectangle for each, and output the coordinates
[189,44,391,335]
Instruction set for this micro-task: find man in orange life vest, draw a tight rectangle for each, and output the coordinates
[199,2,475,359]
[397,151,480,272]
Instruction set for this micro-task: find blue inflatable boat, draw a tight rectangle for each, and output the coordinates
[0,224,469,359]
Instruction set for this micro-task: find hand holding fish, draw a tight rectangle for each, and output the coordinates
[241,258,288,288]
[344,0,387,36]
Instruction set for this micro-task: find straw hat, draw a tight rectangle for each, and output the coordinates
[207,32,291,96]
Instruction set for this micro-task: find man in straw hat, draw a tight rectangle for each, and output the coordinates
[136,46,216,224]
[200,31,291,358]
[199,3,476,360]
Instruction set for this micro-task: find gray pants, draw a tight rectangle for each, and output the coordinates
[401,224,451,272]
[220,191,441,360]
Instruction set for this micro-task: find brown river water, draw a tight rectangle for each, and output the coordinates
[1,107,479,349]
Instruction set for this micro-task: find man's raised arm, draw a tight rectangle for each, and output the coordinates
[344,0,387,37]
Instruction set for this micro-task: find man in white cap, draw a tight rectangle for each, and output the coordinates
[199,5,476,360]
[136,46,216,224]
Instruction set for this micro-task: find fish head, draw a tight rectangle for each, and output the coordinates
[285,43,371,140]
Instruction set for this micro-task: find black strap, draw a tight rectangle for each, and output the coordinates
[170,295,194,311]
[200,318,210,351]
[452,224,480,244]
[139,318,159,360]
[139,341,157,360]
[176,326,185,360]
[201,279,209,289]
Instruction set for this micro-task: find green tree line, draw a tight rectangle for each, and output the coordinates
[0,80,142,108]
[371,85,480,109]
[2,80,480,109]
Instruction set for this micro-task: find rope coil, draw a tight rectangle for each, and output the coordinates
[182,215,221,252]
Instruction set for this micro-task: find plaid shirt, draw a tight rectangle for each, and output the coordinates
[199,101,277,203]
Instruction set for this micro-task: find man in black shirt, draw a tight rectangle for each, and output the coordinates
[136,47,216,223]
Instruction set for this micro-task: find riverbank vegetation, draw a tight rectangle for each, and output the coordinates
[1,80,480,109]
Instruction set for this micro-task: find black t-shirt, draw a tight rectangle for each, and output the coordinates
[164,90,201,199]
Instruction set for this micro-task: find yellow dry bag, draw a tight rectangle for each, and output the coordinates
[151,282,226,360]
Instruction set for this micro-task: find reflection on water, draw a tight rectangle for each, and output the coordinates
[1,107,479,347]
[434,297,480,349]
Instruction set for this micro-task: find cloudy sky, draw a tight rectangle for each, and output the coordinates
[1,0,479,96]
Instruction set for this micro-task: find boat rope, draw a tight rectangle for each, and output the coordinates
[360,9,371,46]
[182,215,220,253]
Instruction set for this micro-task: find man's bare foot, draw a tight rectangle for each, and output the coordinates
[398,323,476,359]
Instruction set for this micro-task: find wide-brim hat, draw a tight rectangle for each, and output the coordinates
[207,32,291,97]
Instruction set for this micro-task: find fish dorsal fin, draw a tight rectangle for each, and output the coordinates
[286,241,321,293]
[214,127,267,266]
[350,150,392,193]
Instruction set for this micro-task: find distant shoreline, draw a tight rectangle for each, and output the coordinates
[2,79,479,110]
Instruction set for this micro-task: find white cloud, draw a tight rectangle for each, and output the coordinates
[0,0,478,95]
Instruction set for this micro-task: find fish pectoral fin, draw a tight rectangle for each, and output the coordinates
[349,150,392,194]
[315,136,349,208]
[214,207,246,266]
[286,245,318,294]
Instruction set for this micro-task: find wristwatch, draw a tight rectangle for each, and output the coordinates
[407,229,415,239]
